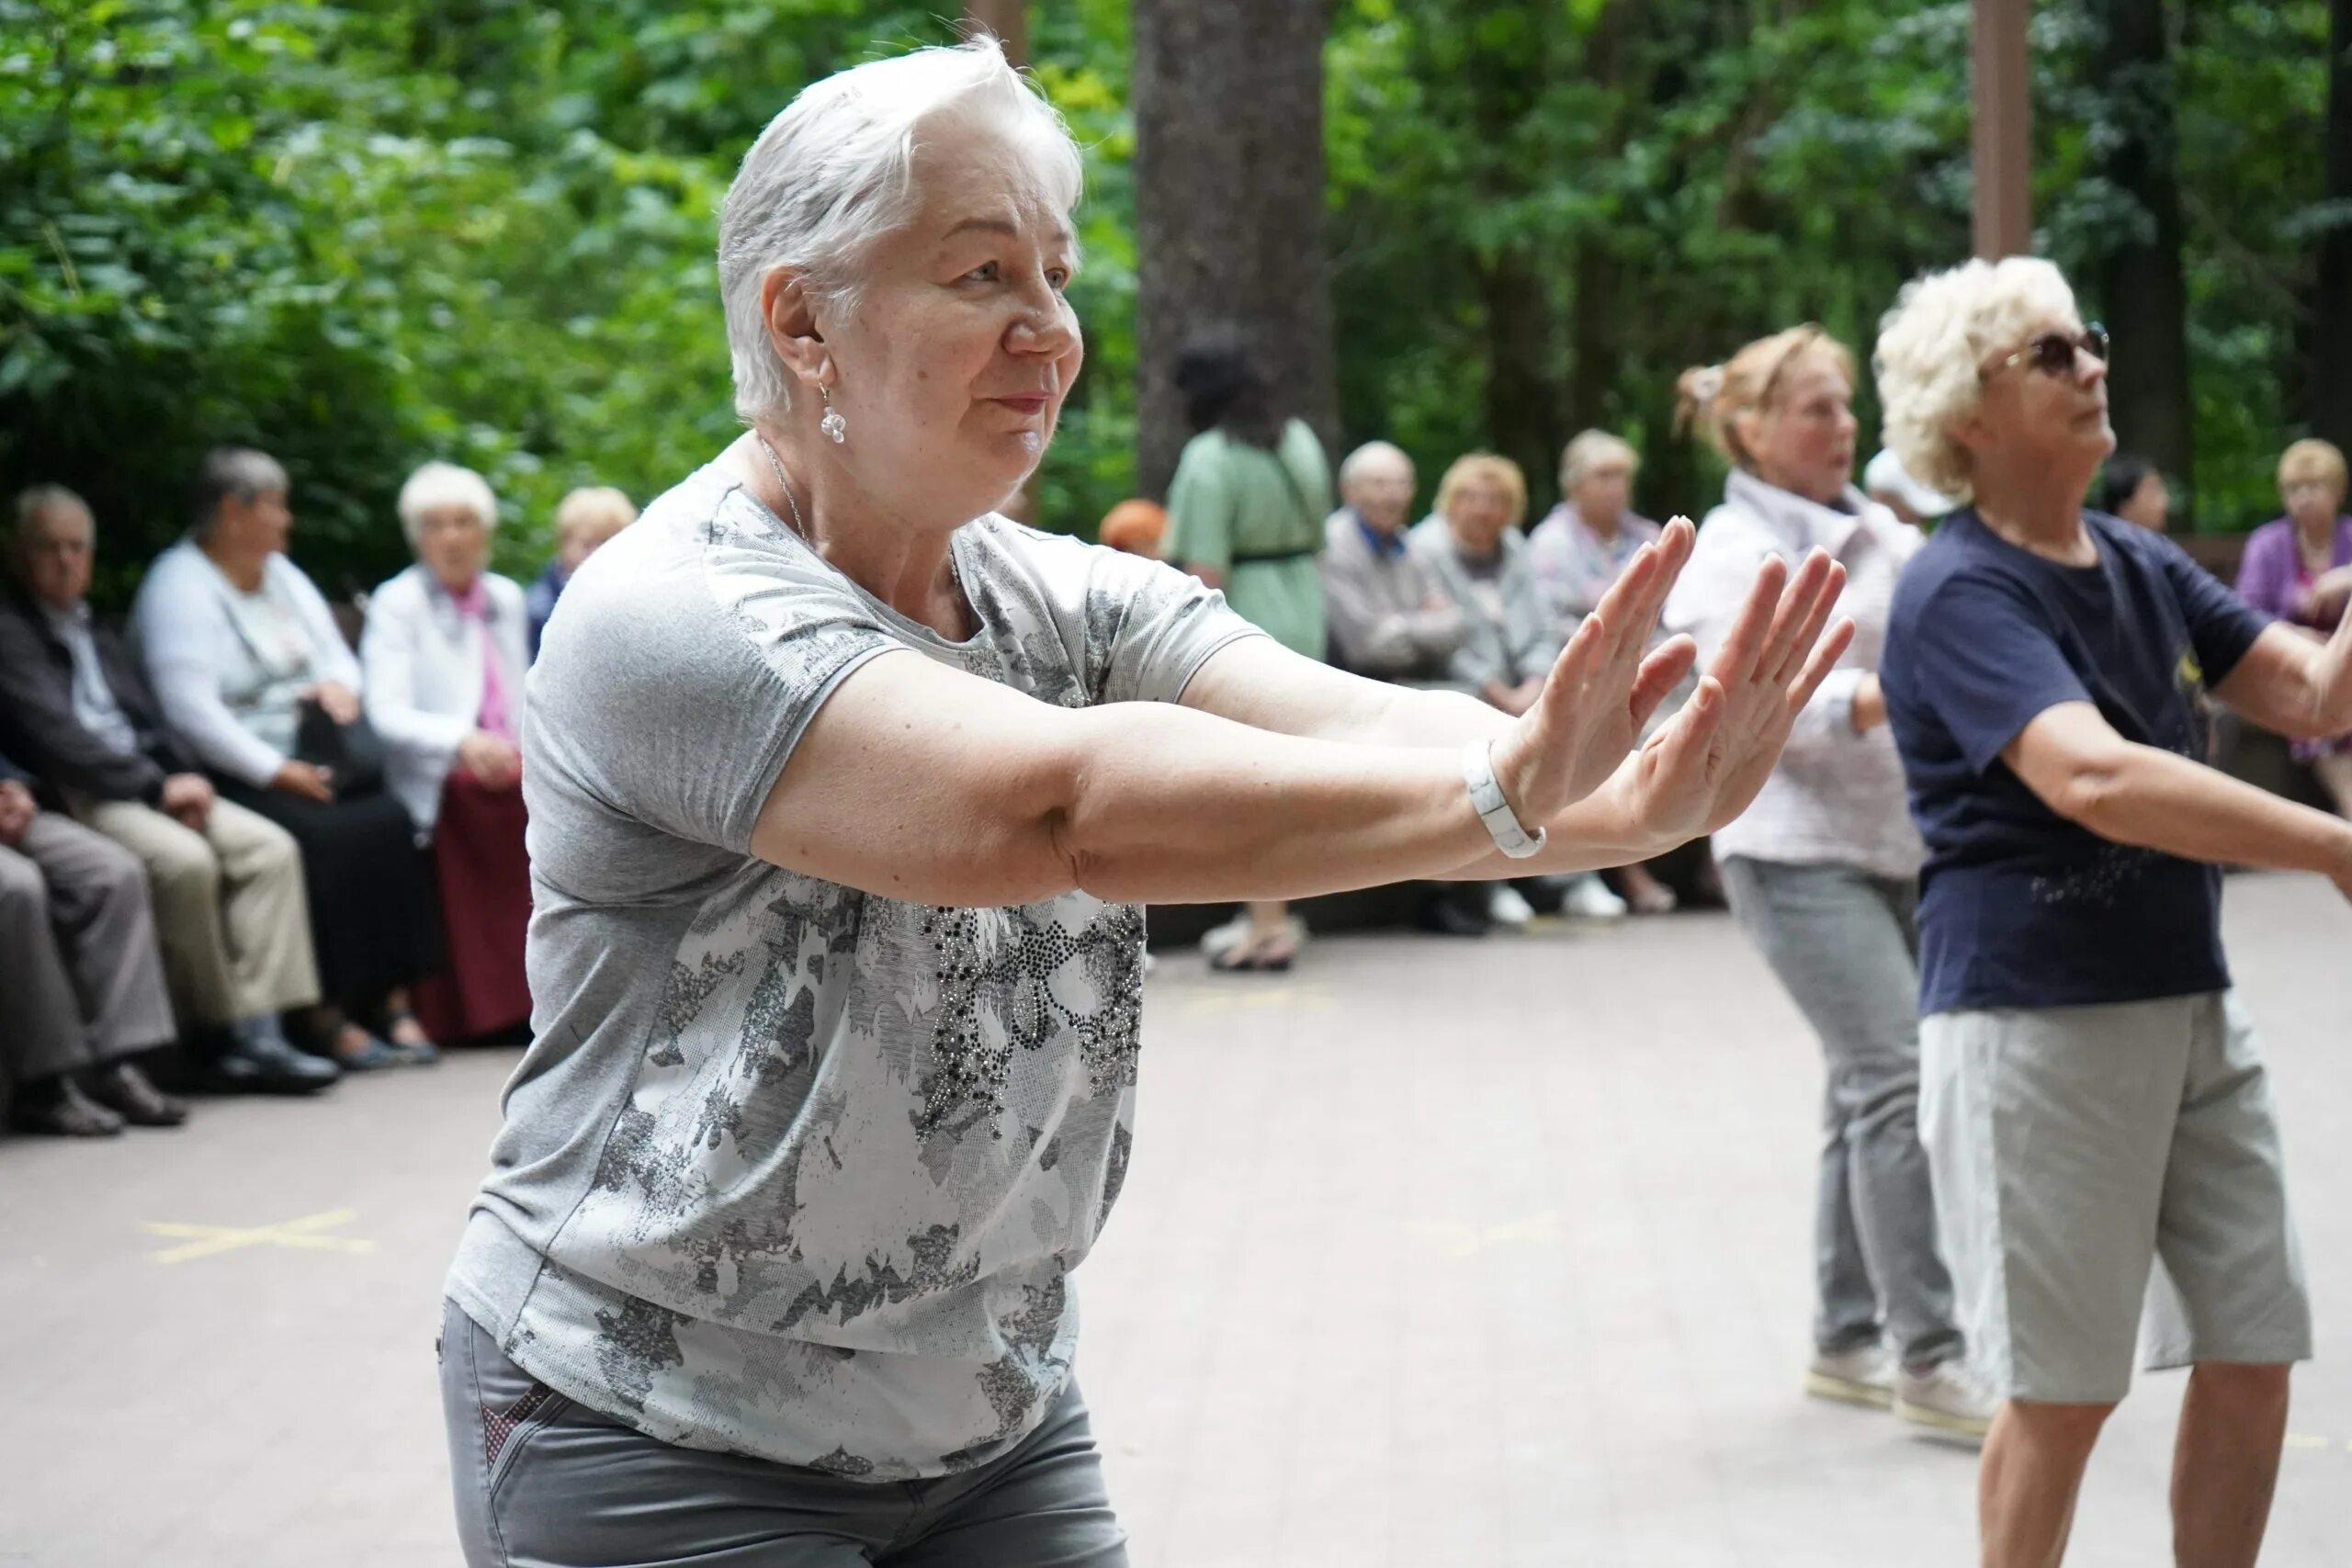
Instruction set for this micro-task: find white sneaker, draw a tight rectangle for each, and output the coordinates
[1894,1359,1997,1443]
[1804,1344,1896,1410]
[1487,885,1536,929]
[1560,874,1629,919]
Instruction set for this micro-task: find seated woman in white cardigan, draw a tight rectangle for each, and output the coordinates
[132,447,442,1070]
[361,462,533,1044]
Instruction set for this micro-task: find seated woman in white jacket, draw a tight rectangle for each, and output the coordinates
[361,462,532,1043]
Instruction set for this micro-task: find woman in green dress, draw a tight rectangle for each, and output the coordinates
[1163,341,1332,971]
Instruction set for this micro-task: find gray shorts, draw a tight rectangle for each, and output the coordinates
[1919,991,2312,1404]
[438,1299,1126,1567]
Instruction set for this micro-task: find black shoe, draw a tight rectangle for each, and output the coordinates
[7,1077,126,1137]
[200,1036,339,1095]
[85,1060,189,1127]
[1414,894,1492,938]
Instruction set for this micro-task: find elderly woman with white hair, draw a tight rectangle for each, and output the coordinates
[1530,429,1679,914]
[1876,257,2352,1568]
[435,39,1850,1567]
[360,461,532,1043]
[132,446,440,1071]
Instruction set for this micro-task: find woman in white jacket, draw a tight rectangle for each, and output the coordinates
[1663,326,1991,1438]
[361,462,532,1043]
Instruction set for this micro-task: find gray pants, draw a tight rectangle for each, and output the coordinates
[0,813,177,1082]
[1720,857,1962,1369]
[438,1299,1127,1568]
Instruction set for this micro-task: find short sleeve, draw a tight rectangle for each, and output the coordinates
[1085,545,1262,705]
[1163,435,1233,574]
[2155,535,2272,685]
[1903,572,2092,774]
[529,533,899,861]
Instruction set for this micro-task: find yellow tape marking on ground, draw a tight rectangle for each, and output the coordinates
[1172,984,1336,1018]
[141,1207,374,1265]
[1408,1212,1561,1260]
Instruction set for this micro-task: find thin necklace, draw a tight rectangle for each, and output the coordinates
[753,434,810,545]
[752,433,968,606]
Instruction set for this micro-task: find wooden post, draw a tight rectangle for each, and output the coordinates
[963,0,1028,68]
[1973,0,2031,258]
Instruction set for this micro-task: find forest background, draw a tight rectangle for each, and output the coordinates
[4,0,2344,602]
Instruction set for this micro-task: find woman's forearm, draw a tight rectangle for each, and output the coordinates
[1055,701,1495,904]
[2072,744,2352,877]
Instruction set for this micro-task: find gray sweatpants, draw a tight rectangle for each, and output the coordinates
[1720,856,1962,1369]
[438,1299,1127,1568]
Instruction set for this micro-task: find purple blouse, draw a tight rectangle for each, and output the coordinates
[2235,514,2352,758]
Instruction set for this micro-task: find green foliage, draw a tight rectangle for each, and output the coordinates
[0,0,2335,615]
[1322,0,2333,531]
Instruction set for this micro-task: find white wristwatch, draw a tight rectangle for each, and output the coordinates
[1461,739,1546,859]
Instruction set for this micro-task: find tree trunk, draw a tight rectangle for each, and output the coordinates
[2312,0,2352,450]
[2093,0,2194,513]
[1477,247,1565,504]
[1132,0,1338,498]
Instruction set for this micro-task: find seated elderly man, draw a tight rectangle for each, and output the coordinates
[0,486,331,1094]
[525,484,637,660]
[1319,440,1464,682]
[0,745,182,1134]
[361,461,532,1043]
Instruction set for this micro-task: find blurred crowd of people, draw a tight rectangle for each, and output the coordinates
[1113,339,2352,974]
[0,451,636,1137]
[5,401,2347,1135]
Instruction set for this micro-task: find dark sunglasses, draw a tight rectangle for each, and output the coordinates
[1986,323,2109,379]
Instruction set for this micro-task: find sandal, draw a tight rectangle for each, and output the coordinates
[379,1010,442,1066]
[332,1024,401,1072]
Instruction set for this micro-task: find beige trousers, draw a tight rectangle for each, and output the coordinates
[68,795,320,1026]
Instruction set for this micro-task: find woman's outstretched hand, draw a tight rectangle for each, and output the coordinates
[1614,548,1854,846]
[1489,527,1852,852]
[1488,518,1702,825]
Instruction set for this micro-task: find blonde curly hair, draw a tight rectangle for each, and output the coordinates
[1872,257,2081,504]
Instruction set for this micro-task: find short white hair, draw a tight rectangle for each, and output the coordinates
[1873,256,2081,504]
[396,461,498,547]
[1338,440,1412,492]
[718,36,1084,423]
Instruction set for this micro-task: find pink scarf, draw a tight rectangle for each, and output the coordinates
[449,577,514,741]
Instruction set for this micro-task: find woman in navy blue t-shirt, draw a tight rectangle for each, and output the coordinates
[1875,256,2352,1568]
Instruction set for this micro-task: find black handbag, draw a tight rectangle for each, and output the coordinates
[293,696,388,801]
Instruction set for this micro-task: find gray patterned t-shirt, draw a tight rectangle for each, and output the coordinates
[446,465,1256,1480]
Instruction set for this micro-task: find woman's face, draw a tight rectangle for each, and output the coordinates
[1570,462,1633,528]
[415,503,489,592]
[808,124,1083,526]
[1445,474,1515,556]
[1968,311,2114,494]
[1746,356,1857,505]
[217,486,293,558]
[2283,471,2345,531]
